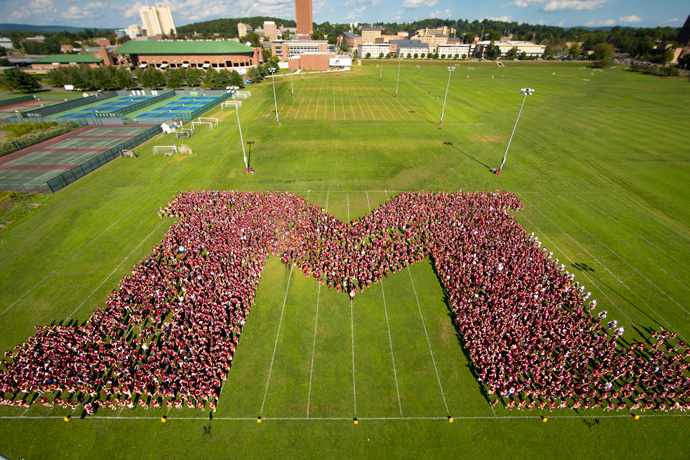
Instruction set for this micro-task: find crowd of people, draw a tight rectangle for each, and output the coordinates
[1,190,689,414]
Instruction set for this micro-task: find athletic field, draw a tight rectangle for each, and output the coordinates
[0,61,689,459]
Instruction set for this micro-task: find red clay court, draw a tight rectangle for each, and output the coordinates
[0,125,159,193]
[0,99,69,118]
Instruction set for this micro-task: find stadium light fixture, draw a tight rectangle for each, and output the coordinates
[268,67,280,126]
[492,87,535,175]
[439,66,455,128]
[229,86,248,172]
[395,56,402,97]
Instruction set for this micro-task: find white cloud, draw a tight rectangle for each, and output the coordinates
[584,18,615,26]
[487,15,512,22]
[619,15,641,23]
[345,5,367,21]
[430,8,453,18]
[401,0,439,9]
[9,0,57,23]
[506,0,607,10]
[660,18,681,27]
[62,2,106,20]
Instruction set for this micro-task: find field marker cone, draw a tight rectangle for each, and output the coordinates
[257,416,262,424]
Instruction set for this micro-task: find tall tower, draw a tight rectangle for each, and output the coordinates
[295,0,313,39]
[140,5,177,37]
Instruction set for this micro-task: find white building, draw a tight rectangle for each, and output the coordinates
[357,43,390,58]
[395,40,429,58]
[123,24,145,39]
[476,40,545,58]
[0,37,14,50]
[140,5,176,36]
[437,43,474,59]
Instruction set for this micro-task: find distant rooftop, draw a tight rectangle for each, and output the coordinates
[114,40,254,55]
[33,54,102,64]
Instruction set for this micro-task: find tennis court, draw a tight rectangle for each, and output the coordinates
[128,95,220,119]
[0,99,69,118]
[0,125,158,192]
[53,96,155,119]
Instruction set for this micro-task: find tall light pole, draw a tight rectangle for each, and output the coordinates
[229,86,248,172]
[268,67,280,126]
[439,66,455,128]
[395,56,402,97]
[493,88,535,175]
[289,59,295,97]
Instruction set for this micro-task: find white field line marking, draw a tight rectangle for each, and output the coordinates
[2,413,688,421]
[407,269,450,415]
[351,298,357,417]
[350,99,357,119]
[260,264,294,415]
[370,98,386,119]
[380,281,404,417]
[294,97,305,119]
[65,219,167,321]
[412,100,436,121]
[1,194,151,317]
[393,98,415,120]
[387,96,406,119]
[517,211,632,324]
[333,97,336,120]
[576,194,690,289]
[548,194,690,316]
[306,191,325,418]
[275,93,291,117]
[243,97,270,119]
[614,195,690,244]
[377,97,396,120]
[304,98,312,119]
[523,194,687,336]
[283,93,297,117]
[314,98,320,119]
[521,200,635,324]
[341,99,346,120]
[356,98,367,119]
[363,98,376,118]
[323,97,328,119]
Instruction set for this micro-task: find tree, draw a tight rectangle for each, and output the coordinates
[542,44,554,60]
[413,53,418,59]
[210,69,233,89]
[365,52,371,59]
[165,68,185,89]
[420,53,425,59]
[506,47,518,60]
[311,29,325,41]
[138,66,164,88]
[262,49,272,62]
[519,51,527,60]
[241,32,261,47]
[407,53,411,58]
[47,68,68,87]
[678,53,690,70]
[1,68,41,92]
[115,67,135,89]
[229,70,244,89]
[592,42,614,61]
[203,67,219,88]
[185,67,203,86]
[246,66,262,82]
[568,43,581,60]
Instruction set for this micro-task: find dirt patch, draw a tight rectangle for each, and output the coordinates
[647,150,660,155]
[582,78,590,81]
[471,135,501,143]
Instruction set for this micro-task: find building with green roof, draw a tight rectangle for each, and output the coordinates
[31,53,104,72]
[113,40,263,71]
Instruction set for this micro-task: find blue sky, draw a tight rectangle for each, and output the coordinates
[2,0,687,30]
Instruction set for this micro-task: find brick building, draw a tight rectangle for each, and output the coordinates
[114,40,263,70]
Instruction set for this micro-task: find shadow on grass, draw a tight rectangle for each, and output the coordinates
[443,141,492,171]
[408,109,435,125]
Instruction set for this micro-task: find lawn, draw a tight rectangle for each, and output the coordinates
[1,60,690,459]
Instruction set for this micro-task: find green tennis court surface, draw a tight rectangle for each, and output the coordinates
[0,168,65,182]
[50,137,128,149]
[79,127,150,137]
[7,150,105,166]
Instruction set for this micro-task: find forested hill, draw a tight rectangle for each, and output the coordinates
[177,17,296,38]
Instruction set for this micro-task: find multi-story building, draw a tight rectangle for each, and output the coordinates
[295,0,313,39]
[414,32,449,49]
[338,32,362,49]
[31,51,113,72]
[0,38,14,50]
[271,40,333,58]
[475,40,545,58]
[357,43,390,58]
[139,5,176,36]
[361,27,382,43]
[114,40,262,70]
[416,26,455,37]
[287,53,352,71]
[263,21,278,42]
[124,25,145,39]
[237,23,252,38]
[437,43,474,59]
[390,39,428,58]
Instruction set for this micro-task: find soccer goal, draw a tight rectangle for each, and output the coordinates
[153,145,178,156]
[179,144,194,155]
[236,91,251,99]
[197,117,218,127]
[221,100,242,109]
[191,121,213,131]
[121,149,138,158]
[176,128,194,139]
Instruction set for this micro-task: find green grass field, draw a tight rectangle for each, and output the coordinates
[1,60,690,459]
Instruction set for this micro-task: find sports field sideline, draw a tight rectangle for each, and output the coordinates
[0,61,689,459]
